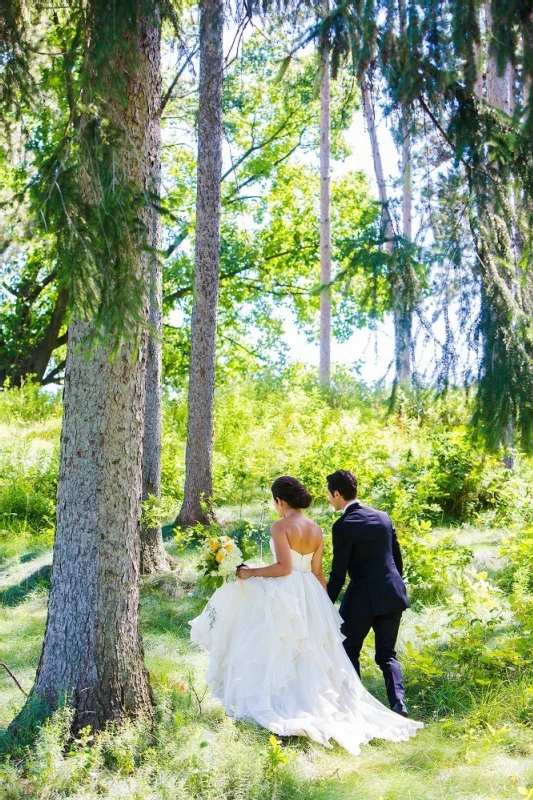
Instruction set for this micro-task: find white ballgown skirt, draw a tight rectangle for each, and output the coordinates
[189,563,423,755]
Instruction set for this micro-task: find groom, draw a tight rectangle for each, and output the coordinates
[326,469,410,717]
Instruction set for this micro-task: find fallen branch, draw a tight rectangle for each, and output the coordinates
[0,663,29,696]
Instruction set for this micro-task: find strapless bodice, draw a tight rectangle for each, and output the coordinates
[269,538,314,572]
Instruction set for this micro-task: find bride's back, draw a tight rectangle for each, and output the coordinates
[282,514,322,555]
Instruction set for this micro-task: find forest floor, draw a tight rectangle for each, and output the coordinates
[1,512,533,799]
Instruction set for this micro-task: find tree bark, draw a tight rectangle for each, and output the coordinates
[140,21,172,574]
[484,2,516,468]
[485,5,515,114]
[11,9,160,734]
[361,76,394,252]
[362,75,412,387]
[319,0,331,386]
[176,0,224,528]
[141,252,172,572]
[395,112,413,387]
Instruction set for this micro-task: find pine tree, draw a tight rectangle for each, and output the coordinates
[5,0,164,734]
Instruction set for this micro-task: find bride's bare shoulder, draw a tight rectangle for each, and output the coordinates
[307,517,323,536]
[270,518,288,536]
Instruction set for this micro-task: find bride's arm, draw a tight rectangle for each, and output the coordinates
[311,539,327,592]
[237,522,292,579]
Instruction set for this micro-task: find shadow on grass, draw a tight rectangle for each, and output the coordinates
[162,523,177,542]
[0,564,51,607]
[141,586,205,639]
[0,695,52,759]
[19,549,48,565]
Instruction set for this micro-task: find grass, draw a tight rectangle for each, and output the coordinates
[1,524,533,799]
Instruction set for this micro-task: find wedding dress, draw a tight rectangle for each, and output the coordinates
[189,539,423,755]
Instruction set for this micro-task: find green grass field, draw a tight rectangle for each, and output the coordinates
[1,518,533,800]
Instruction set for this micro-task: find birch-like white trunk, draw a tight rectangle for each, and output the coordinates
[361,77,394,251]
[176,0,224,527]
[361,76,412,385]
[319,2,332,386]
[396,114,413,386]
[362,76,412,386]
[15,12,160,733]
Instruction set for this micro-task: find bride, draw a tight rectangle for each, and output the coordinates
[189,476,422,755]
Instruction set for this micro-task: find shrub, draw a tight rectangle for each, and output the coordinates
[0,379,61,425]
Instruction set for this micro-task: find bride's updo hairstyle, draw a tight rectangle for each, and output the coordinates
[271,476,312,509]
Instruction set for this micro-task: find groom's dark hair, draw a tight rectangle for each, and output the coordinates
[327,470,357,500]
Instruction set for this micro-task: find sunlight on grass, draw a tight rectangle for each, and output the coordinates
[1,521,533,797]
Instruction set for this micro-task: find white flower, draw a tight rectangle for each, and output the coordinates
[198,537,243,582]
[218,542,243,578]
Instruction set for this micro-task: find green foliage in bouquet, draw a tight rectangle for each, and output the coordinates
[196,534,244,593]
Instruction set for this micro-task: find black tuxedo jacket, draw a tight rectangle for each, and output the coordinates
[327,502,410,618]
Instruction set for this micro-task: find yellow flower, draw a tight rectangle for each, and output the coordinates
[209,539,220,552]
[215,550,225,563]
[225,543,233,551]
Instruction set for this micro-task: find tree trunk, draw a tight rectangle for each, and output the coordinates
[395,113,413,387]
[319,0,331,386]
[11,10,160,734]
[141,253,172,572]
[362,75,412,386]
[176,0,224,528]
[485,2,516,468]
[362,75,412,387]
[485,5,515,114]
[361,76,394,252]
[140,23,172,574]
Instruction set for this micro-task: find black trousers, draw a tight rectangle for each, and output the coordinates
[341,610,405,708]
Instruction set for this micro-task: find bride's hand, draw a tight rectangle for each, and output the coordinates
[237,565,254,580]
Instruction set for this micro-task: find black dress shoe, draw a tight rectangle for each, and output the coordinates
[393,700,409,718]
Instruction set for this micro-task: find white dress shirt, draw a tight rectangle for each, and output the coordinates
[342,499,359,513]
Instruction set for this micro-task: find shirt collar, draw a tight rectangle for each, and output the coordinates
[342,499,360,514]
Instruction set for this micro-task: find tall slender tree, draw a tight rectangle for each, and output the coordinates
[394,110,413,387]
[483,3,516,468]
[176,0,224,527]
[141,28,173,573]
[319,0,332,386]
[361,74,414,387]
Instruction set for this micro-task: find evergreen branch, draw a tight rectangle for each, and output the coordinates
[417,96,465,172]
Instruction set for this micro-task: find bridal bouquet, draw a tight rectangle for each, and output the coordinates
[197,535,243,590]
